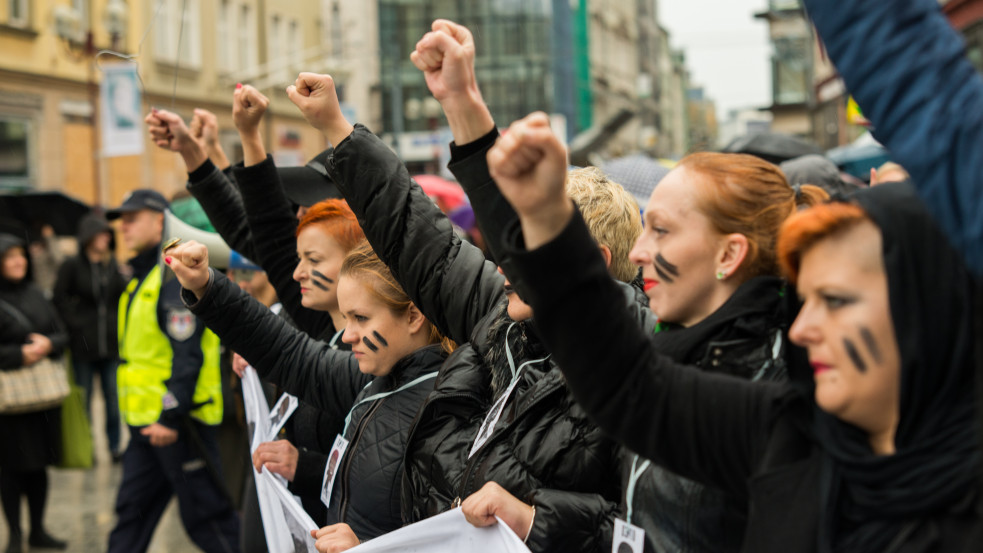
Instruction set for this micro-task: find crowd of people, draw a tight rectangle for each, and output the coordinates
[1,0,982,551]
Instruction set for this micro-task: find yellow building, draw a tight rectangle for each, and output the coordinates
[0,0,380,209]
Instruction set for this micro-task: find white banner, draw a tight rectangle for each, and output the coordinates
[347,509,530,553]
[99,63,144,157]
[243,367,319,553]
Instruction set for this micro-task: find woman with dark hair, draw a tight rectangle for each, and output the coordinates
[485,110,982,551]
[0,234,67,553]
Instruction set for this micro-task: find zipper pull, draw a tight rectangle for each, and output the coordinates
[452,496,462,509]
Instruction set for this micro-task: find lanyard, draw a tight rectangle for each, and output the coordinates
[328,328,344,349]
[342,371,438,436]
[626,455,651,525]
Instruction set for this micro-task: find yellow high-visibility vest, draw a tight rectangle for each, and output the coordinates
[117,265,222,426]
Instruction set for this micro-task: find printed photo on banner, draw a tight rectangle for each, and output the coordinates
[100,63,145,157]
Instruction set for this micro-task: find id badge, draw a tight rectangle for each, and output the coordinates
[320,434,349,508]
[612,518,645,553]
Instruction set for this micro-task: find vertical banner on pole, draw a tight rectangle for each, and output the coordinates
[100,63,145,157]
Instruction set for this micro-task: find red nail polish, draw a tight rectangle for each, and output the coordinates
[164,256,172,265]
[236,83,242,90]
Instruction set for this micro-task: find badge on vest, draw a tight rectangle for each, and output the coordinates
[166,308,197,341]
[321,434,349,509]
[613,519,645,553]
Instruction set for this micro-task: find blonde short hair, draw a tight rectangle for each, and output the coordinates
[565,167,643,283]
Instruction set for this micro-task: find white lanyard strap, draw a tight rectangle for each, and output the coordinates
[328,328,344,349]
[626,455,651,525]
[342,371,439,436]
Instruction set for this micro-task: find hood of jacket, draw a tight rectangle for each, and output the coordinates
[76,212,112,249]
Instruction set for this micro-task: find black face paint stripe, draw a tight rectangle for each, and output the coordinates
[654,264,675,284]
[372,331,389,347]
[311,279,329,291]
[362,336,379,352]
[311,270,335,284]
[859,327,882,364]
[655,254,680,277]
[843,338,867,373]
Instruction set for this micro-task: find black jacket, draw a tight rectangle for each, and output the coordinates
[328,125,657,553]
[184,269,444,540]
[186,158,343,521]
[53,215,125,362]
[501,189,983,553]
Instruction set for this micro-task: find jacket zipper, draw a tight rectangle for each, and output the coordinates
[338,397,386,521]
[453,381,565,505]
[93,263,107,358]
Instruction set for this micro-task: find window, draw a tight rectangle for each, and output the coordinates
[268,14,282,69]
[217,0,234,71]
[0,117,33,188]
[8,0,29,27]
[330,2,342,57]
[238,4,256,72]
[289,20,302,73]
[154,0,202,68]
[72,0,89,33]
[772,36,809,105]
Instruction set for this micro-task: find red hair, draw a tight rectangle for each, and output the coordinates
[678,152,827,279]
[295,199,365,252]
[777,202,869,282]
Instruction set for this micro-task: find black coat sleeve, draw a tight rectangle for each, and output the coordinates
[156,278,207,429]
[52,258,82,332]
[526,489,617,553]
[186,159,257,261]
[234,155,336,339]
[502,210,789,498]
[329,125,505,344]
[183,269,369,419]
[446,128,522,270]
[290,449,329,497]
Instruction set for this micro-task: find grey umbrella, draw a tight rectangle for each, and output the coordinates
[721,132,823,165]
[601,154,672,208]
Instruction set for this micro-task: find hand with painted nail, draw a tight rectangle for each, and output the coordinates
[461,481,535,541]
[164,240,211,298]
[487,112,573,249]
[285,73,354,147]
[233,84,270,136]
[311,523,360,553]
[252,439,299,481]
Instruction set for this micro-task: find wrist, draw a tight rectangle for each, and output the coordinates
[324,120,355,149]
[519,198,575,251]
[240,132,266,166]
[179,142,208,172]
[441,89,495,145]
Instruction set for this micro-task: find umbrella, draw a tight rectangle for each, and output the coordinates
[826,132,891,181]
[601,154,673,207]
[412,175,467,212]
[0,191,91,237]
[721,132,823,164]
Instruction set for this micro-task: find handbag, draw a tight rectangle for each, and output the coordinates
[0,299,70,414]
[58,355,93,468]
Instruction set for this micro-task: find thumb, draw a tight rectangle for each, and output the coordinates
[286,85,305,107]
[140,427,152,435]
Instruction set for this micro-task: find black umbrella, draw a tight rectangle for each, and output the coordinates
[601,154,672,208]
[0,191,91,237]
[721,132,823,164]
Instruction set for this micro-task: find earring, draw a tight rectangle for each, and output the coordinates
[716,270,726,280]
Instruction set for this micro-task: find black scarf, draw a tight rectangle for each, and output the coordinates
[483,300,549,400]
[814,183,980,552]
[649,275,788,367]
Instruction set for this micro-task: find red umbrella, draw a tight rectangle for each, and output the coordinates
[412,175,467,212]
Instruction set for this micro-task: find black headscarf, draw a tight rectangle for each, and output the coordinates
[0,232,28,290]
[814,183,979,552]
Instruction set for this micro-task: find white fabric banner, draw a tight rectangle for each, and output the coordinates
[242,367,319,553]
[347,509,531,553]
[99,63,144,157]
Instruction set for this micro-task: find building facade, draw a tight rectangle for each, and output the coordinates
[755,0,813,139]
[0,0,379,208]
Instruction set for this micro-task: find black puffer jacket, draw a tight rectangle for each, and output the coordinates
[183,269,444,540]
[328,125,657,553]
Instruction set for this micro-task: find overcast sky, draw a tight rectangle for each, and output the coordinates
[659,0,773,120]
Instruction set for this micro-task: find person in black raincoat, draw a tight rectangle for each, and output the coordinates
[53,212,126,460]
[0,233,68,553]
[488,107,982,552]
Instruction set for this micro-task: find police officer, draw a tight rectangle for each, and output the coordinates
[105,190,240,553]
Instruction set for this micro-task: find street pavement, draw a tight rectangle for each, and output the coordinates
[0,385,198,552]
